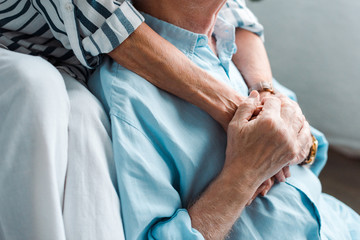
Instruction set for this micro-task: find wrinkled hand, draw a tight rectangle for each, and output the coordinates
[224,91,312,192]
[258,91,312,183]
[274,92,313,165]
[248,91,313,203]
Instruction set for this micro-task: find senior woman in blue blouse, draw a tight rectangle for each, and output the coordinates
[89,0,360,239]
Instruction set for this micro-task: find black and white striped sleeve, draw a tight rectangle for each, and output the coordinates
[30,0,144,67]
[71,0,144,57]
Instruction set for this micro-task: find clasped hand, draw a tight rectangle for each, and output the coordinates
[224,91,312,204]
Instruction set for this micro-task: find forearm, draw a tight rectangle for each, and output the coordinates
[109,23,243,129]
[188,169,257,239]
[232,28,273,90]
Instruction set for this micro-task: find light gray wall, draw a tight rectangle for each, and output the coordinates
[247,0,360,156]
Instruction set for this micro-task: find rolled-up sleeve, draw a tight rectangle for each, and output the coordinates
[55,0,144,67]
[74,0,144,56]
[219,0,264,40]
[111,116,204,240]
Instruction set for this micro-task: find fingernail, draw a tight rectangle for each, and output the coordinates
[249,90,259,98]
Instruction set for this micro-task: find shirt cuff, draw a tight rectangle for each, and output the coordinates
[149,209,205,240]
[82,0,144,56]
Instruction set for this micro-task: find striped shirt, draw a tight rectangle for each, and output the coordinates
[0,0,263,82]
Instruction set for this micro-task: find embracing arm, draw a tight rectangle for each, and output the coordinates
[109,23,243,129]
[106,0,268,130]
[42,0,243,129]
[52,0,268,129]
[107,1,268,129]
[232,28,273,92]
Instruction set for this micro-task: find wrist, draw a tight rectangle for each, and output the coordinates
[188,163,256,239]
[200,81,245,131]
[248,81,274,95]
[219,163,260,199]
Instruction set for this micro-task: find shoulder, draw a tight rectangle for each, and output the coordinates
[89,56,167,125]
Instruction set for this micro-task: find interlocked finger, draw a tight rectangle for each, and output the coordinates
[260,178,274,196]
[274,169,286,183]
[232,91,260,125]
[282,166,291,178]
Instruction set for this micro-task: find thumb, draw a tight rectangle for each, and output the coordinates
[231,91,260,124]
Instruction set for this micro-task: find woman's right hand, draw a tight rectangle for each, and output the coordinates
[222,91,311,190]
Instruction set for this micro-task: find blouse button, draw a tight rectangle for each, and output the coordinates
[65,3,74,11]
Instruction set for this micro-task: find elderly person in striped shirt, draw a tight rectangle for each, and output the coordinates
[88,0,360,239]
[0,1,299,239]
